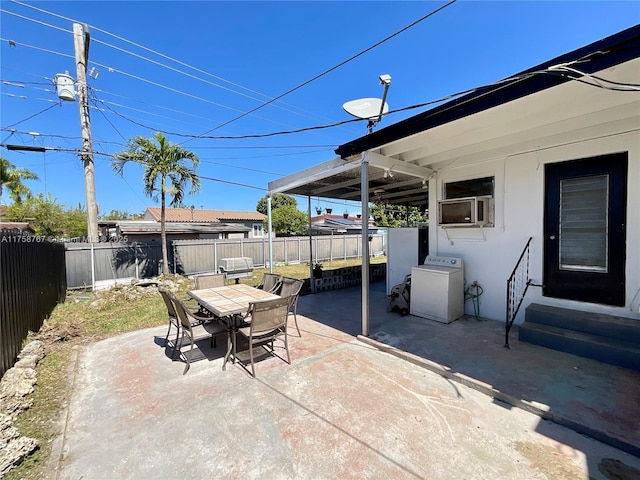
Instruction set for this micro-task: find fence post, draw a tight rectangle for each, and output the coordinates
[344,235,347,260]
[172,242,177,275]
[90,243,96,290]
[330,232,333,263]
[240,238,244,257]
[214,242,218,273]
[135,242,139,279]
[284,237,288,264]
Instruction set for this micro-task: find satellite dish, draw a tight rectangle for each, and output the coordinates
[342,98,389,120]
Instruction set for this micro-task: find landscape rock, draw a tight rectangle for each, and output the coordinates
[13,355,39,370]
[0,367,37,419]
[0,342,43,477]
[0,413,38,477]
[17,340,45,362]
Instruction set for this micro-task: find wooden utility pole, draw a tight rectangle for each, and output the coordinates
[73,23,99,242]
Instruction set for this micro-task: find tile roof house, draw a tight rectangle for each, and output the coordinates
[144,207,266,224]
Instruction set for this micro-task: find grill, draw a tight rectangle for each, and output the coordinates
[218,257,254,282]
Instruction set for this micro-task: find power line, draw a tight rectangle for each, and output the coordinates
[2,21,350,142]
[0,127,334,150]
[86,59,322,133]
[199,161,283,176]
[121,62,639,141]
[91,86,241,128]
[0,32,291,127]
[199,175,267,192]
[0,8,71,35]
[196,145,336,150]
[0,128,125,146]
[181,0,459,143]
[93,84,477,140]
[1,79,51,86]
[8,0,350,128]
[3,2,354,133]
[0,37,73,60]
[90,37,350,126]
[88,86,341,142]
[2,102,61,128]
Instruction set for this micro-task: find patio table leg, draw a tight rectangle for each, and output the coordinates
[223,319,233,371]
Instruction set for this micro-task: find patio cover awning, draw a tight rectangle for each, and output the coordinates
[268,152,433,207]
[268,151,433,337]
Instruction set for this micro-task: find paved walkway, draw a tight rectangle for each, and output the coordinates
[49,283,640,479]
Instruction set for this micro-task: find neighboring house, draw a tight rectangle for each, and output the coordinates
[99,220,251,243]
[0,222,34,235]
[100,207,267,242]
[311,214,381,235]
[270,25,640,334]
[144,207,266,239]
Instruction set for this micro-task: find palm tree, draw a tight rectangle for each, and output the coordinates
[112,132,200,274]
[0,156,38,204]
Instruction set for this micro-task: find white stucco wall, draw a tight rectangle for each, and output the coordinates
[422,63,640,324]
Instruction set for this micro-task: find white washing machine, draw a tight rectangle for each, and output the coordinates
[410,256,464,324]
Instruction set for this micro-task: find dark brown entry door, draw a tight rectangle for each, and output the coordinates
[543,152,627,306]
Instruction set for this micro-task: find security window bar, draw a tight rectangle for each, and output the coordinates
[559,175,608,272]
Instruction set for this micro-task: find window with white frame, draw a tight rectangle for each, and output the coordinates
[253,223,264,237]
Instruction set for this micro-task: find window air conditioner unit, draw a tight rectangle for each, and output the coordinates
[438,196,492,227]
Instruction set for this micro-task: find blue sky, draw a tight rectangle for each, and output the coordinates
[1,1,638,217]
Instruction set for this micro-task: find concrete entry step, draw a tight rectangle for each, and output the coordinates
[524,303,640,343]
[519,320,640,371]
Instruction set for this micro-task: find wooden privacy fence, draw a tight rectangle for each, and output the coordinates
[1,238,66,377]
[64,234,386,289]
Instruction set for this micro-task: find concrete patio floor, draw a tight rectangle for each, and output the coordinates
[48,282,640,479]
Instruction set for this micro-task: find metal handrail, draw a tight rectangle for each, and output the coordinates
[505,237,533,348]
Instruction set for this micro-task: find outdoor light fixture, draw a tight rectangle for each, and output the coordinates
[379,74,392,85]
